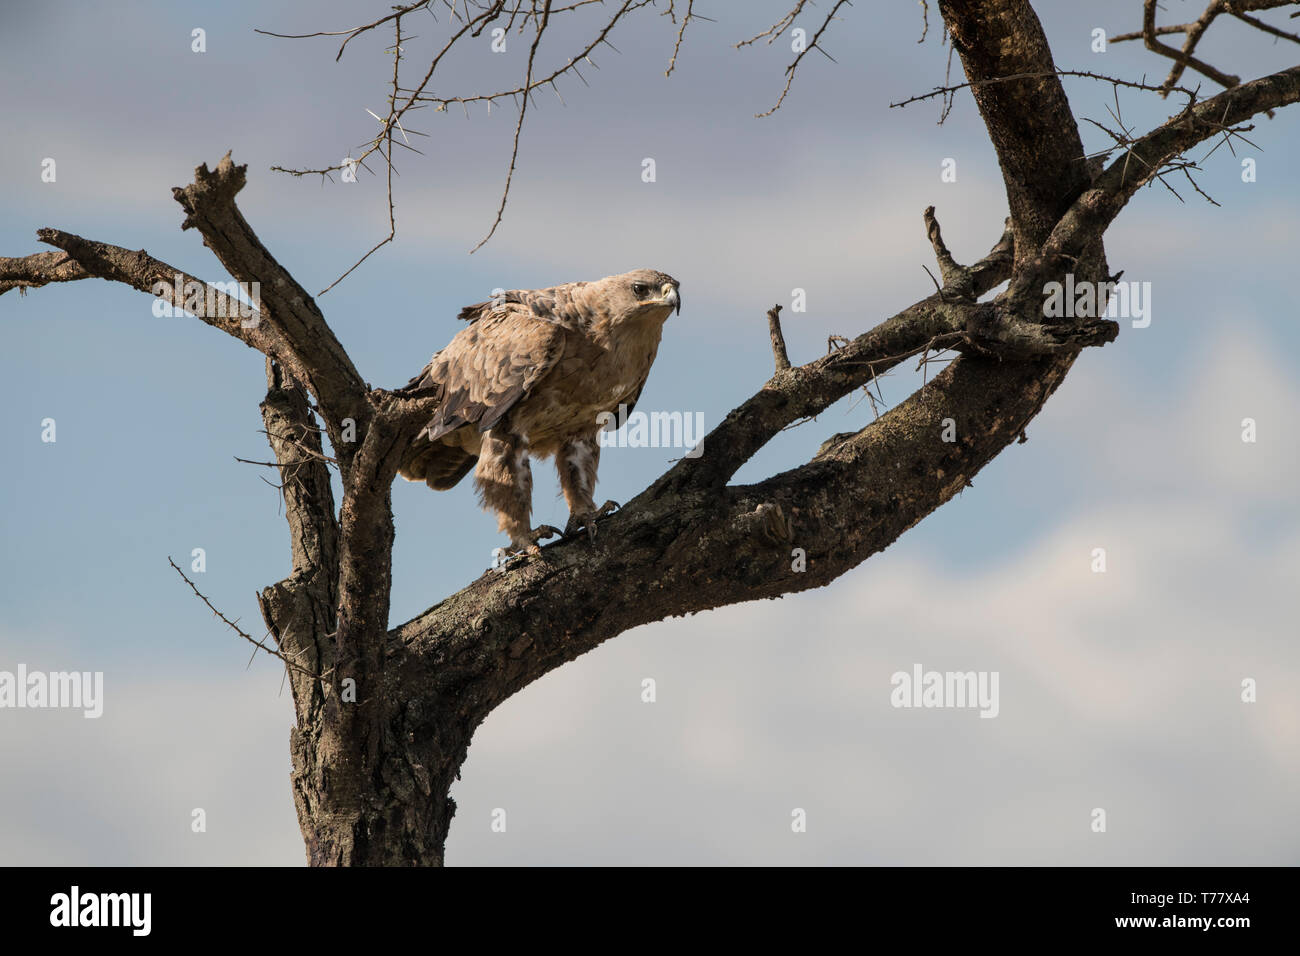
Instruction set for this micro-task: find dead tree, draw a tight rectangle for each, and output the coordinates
[3,0,1298,865]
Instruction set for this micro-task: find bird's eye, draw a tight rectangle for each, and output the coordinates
[632,283,649,297]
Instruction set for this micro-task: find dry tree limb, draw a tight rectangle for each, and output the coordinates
[766,304,792,372]
[923,205,967,290]
[0,228,279,354]
[0,249,89,294]
[1139,0,1239,94]
[1231,5,1300,44]
[2,157,370,457]
[1110,0,1300,97]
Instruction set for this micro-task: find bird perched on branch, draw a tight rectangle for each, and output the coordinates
[398,269,682,555]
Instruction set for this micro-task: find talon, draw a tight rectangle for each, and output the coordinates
[566,512,592,541]
[564,500,621,542]
[508,524,562,557]
[531,524,562,545]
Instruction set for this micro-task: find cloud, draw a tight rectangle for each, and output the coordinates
[440,495,1299,864]
[1036,325,1299,503]
[0,665,301,866]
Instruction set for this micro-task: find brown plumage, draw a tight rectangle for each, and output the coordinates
[399,269,681,553]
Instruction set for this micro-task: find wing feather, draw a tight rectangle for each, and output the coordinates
[415,307,567,442]
[456,281,591,327]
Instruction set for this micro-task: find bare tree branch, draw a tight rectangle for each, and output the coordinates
[766,304,792,372]
[736,0,810,48]
[1141,0,1240,93]
[171,154,369,438]
[664,0,707,77]
[0,228,280,356]
[316,12,407,294]
[472,0,553,251]
[270,0,853,271]
[755,0,853,118]
[1017,63,1300,298]
[1110,0,1299,96]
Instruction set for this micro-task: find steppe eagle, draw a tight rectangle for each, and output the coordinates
[398,269,682,554]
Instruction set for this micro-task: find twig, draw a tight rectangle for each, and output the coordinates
[921,264,942,296]
[1230,7,1300,44]
[755,0,853,118]
[922,205,967,289]
[472,0,552,252]
[664,0,703,76]
[1139,0,1239,95]
[891,69,1199,112]
[736,1,809,47]
[320,13,407,293]
[167,557,326,679]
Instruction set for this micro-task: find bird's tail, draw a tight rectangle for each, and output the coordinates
[398,440,477,491]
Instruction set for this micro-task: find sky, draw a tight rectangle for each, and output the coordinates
[0,0,1297,865]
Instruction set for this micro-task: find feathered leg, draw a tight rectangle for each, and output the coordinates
[557,434,618,540]
[475,427,559,553]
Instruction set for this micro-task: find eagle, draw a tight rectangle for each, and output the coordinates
[398,269,682,555]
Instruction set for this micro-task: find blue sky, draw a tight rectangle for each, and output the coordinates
[1,0,1297,864]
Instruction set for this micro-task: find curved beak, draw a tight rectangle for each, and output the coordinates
[661,282,681,315]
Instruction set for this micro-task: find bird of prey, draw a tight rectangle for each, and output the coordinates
[398,269,682,555]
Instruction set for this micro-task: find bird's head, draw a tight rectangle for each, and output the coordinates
[597,269,681,323]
